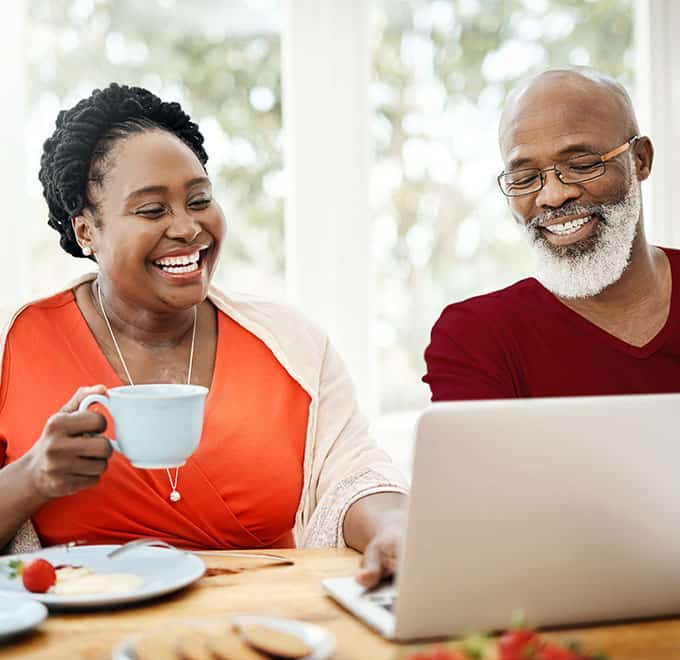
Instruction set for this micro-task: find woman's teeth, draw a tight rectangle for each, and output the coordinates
[544,215,593,236]
[159,263,198,273]
[153,250,201,273]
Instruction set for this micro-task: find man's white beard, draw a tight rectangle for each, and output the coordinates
[524,176,641,299]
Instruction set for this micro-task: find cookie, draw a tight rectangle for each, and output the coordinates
[133,631,180,660]
[207,631,268,660]
[236,623,311,659]
[176,630,214,660]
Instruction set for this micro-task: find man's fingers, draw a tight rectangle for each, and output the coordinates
[61,385,108,413]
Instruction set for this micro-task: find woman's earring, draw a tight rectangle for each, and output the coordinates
[81,246,92,257]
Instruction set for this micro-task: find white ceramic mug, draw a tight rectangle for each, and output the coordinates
[78,384,208,469]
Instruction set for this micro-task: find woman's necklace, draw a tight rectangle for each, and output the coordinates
[95,280,197,503]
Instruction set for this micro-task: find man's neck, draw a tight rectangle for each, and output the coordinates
[556,231,671,347]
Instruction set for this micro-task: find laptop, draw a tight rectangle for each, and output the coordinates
[323,394,680,641]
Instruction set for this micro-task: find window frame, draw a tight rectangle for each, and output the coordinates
[3,0,678,417]
[635,0,680,248]
[0,0,29,308]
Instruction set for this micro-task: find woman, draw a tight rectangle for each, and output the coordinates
[0,84,406,587]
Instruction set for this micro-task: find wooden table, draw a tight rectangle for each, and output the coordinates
[3,549,680,659]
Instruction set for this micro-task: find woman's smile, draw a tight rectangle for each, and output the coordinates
[83,130,226,310]
[150,245,211,282]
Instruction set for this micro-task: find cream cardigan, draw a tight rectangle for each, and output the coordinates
[1,273,408,554]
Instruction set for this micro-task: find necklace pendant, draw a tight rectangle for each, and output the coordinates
[169,490,181,503]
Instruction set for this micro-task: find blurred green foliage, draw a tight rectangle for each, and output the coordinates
[27,0,283,290]
[28,0,633,410]
[372,0,633,409]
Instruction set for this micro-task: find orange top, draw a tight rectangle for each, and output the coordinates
[0,290,309,549]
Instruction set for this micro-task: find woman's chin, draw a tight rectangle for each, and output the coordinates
[147,264,211,308]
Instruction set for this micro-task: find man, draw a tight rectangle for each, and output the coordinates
[424,66,679,400]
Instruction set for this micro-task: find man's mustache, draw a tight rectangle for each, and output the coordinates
[527,204,605,231]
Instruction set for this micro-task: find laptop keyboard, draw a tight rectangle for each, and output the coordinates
[366,589,397,612]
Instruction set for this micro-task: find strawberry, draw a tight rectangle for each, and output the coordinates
[18,558,57,593]
[497,629,540,659]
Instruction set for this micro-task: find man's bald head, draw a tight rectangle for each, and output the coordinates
[499,67,639,158]
[495,67,655,301]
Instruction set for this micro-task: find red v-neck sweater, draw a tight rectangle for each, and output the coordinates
[424,247,680,401]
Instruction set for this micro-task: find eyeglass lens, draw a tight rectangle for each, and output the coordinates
[500,153,606,196]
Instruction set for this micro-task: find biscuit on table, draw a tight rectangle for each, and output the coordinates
[235,623,311,659]
[207,631,268,660]
[133,631,181,660]
[176,629,215,660]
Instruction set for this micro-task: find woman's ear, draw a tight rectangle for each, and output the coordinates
[71,213,96,256]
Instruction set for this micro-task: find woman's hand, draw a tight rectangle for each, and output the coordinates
[25,385,113,500]
[356,507,404,588]
[343,492,407,589]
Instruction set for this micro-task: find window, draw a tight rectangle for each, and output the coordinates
[371,0,635,415]
[3,0,676,473]
[24,0,283,300]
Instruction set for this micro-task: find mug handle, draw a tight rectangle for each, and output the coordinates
[78,394,121,454]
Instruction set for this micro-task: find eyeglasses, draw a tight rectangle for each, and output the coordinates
[497,136,640,197]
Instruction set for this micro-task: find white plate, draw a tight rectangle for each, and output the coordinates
[111,615,336,660]
[0,545,204,609]
[0,595,47,641]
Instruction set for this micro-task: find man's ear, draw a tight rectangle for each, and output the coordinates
[633,136,654,182]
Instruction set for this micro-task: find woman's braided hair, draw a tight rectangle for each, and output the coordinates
[39,83,208,258]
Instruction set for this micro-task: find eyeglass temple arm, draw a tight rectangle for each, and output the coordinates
[602,135,640,162]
